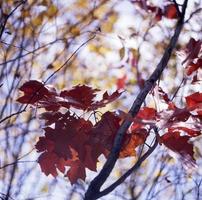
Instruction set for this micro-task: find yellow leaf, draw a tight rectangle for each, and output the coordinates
[47,5,58,18]
[93,5,107,19]
[119,47,125,60]
[32,15,43,26]
[76,0,88,8]
[70,26,80,36]
[101,13,118,33]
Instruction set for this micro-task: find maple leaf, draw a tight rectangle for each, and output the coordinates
[89,112,121,156]
[65,160,86,184]
[116,75,127,90]
[60,85,100,110]
[181,38,202,66]
[38,152,68,177]
[60,85,122,111]
[186,58,202,76]
[137,107,157,120]
[17,80,62,111]
[120,128,148,158]
[36,112,93,160]
[185,92,202,110]
[164,4,178,19]
[91,91,123,110]
[168,107,191,123]
[37,126,73,159]
[17,80,52,104]
[40,111,64,125]
[36,111,97,183]
[160,130,195,163]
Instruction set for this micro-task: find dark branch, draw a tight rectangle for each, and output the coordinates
[84,0,188,199]
[98,133,159,198]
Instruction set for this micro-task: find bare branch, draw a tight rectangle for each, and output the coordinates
[0,0,27,39]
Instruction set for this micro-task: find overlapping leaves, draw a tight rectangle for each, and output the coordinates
[17,82,122,111]
[17,58,202,183]
[18,82,148,184]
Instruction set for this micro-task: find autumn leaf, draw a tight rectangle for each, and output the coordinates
[89,111,121,155]
[17,80,52,104]
[60,85,122,110]
[160,130,195,163]
[185,92,202,110]
[164,4,178,19]
[181,38,202,66]
[116,75,127,90]
[38,152,68,177]
[65,160,86,184]
[185,58,202,76]
[60,85,100,110]
[120,129,148,158]
[92,90,123,110]
[137,107,157,120]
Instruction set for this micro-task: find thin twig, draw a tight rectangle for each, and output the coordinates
[44,35,96,84]
[0,35,96,124]
[0,0,27,39]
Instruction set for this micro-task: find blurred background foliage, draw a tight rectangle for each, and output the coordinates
[0,0,201,199]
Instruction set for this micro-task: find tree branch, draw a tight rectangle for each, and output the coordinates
[98,133,159,198]
[84,0,188,199]
[0,1,27,40]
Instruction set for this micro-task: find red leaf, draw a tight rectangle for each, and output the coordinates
[185,92,202,110]
[168,107,191,122]
[60,85,122,110]
[65,160,86,184]
[38,152,67,177]
[35,137,55,152]
[182,38,202,66]
[89,112,121,154]
[169,127,201,137]
[137,107,157,120]
[164,4,178,19]
[116,75,127,90]
[40,111,64,125]
[60,85,99,110]
[91,91,123,110]
[17,80,50,104]
[17,80,62,111]
[36,113,93,160]
[186,59,202,76]
[120,129,148,158]
[160,131,195,163]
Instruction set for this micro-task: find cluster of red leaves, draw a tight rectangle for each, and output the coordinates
[17,81,149,184]
[17,39,202,184]
[132,0,178,21]
[17,80,202,183]
[180,38,202,77]
[17,81,122,111]
[154,86,201,164]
